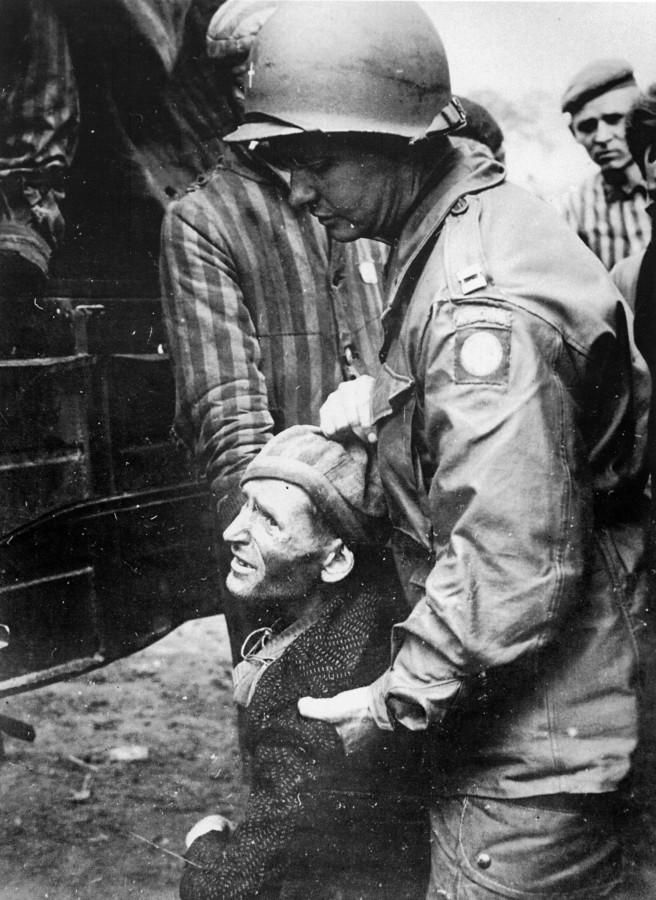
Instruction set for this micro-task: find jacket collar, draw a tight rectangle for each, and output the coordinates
[385,145,505,301]
[218,143,291,192]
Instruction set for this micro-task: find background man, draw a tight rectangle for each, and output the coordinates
[456,97,506,164]
[160,0,386,662]
[180,426,427,900]
[612,84,656,308]
[611,85,656,553]
[559,58,650,269]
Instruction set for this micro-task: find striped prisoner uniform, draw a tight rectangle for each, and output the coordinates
[559,167,651,271]
[0,0,79,271]
[160,145,386,529]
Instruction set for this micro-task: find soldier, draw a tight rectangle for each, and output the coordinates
[224,3,650,896]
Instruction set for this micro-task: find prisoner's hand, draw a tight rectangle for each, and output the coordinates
[180,826,231,900]
[319,375,377,444]
[185,814,235,850]
[298,686,381,755]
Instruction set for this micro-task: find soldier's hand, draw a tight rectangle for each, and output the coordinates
[319,375,377,444]
[298,687,381,755]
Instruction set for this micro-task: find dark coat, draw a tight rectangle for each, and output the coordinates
[180,554,428,900]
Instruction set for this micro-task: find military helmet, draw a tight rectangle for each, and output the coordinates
[224,0,464,144]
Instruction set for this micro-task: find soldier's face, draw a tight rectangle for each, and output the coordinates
[223,479,328,603]
[279,136,404,242]
[570,85,639,173]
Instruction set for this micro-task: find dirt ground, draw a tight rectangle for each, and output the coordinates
[0,617,247,900]
[3,615,656,900]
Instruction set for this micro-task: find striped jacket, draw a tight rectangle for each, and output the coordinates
[0,0,78,179]
[160,146,386,523]
[559,166,651,270]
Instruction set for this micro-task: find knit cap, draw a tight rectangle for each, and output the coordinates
[206,0,278,64]
[241,426,389,546]
[562,58,636,115]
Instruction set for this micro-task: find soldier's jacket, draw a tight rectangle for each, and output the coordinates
[369,146,651,799]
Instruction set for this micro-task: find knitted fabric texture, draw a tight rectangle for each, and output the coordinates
[241,425,388,546]
[179,553,427,900]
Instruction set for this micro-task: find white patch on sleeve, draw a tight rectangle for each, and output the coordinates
[459,331,504,378]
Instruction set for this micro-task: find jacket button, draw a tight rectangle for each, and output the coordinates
[476,852,491,870]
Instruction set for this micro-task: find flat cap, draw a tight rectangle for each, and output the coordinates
[241,425,388,546]
[561,58,636,115]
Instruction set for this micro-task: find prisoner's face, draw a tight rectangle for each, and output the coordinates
[223,479,328,603]
[570,84,639,173]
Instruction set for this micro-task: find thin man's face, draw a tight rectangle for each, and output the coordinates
[222,479,326,603]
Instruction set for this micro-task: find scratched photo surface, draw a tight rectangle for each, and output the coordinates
[2,1,656,898]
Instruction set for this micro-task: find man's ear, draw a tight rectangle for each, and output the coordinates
[320,539,355,584]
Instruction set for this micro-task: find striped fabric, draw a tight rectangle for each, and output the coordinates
[559,170,651,271]
[0,0,79,177]
[0,0,79,263]
[160,147,386,504]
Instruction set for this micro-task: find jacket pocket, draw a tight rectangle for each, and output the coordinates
[448,795,623,899]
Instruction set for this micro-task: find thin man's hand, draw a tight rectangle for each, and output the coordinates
[298,686,381,755]
[185,814,235,849]
[319,375,377,445]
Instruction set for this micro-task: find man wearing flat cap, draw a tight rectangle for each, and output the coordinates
[559,58,651,270]
[160,0,386,665]
[180,426,427,900]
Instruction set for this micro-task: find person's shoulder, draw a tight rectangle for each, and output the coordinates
[168,149,277,218]
[480,177,602,251]
[461,181,624,339]
[611,251,644,311]
[163,168,226,225]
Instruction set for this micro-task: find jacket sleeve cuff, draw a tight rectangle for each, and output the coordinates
[385,668,464,731]
[368,672,394,731]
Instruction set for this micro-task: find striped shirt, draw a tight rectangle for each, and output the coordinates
[160,147,386,514]
[559,167,651,271]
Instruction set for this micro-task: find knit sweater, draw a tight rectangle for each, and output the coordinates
[180,556,428,900]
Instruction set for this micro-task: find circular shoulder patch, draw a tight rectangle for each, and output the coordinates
[459,331,504,378]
